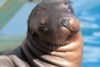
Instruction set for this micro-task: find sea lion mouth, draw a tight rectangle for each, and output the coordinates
[48,29,79,45]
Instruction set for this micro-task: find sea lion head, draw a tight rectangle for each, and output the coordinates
[28,0,80,46]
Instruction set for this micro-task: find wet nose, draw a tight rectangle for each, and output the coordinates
[61,19,69,28]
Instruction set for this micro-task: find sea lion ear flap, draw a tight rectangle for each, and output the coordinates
[28,20,38,37]
[27,22,37,38]
[27,21,31,35]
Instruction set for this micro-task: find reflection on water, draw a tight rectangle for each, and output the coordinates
[0,1,100,67]
[75,1,100,66]
[79,11,100,66]
[83,46,100,67]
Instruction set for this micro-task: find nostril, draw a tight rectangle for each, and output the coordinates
[61,20,69,28]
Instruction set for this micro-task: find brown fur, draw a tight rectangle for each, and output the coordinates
[0,0,83,67]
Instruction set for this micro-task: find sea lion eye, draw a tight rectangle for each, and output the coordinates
[38,24,46,33]
[61,19,70,28]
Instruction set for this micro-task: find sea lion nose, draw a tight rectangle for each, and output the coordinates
[61,19,69,28]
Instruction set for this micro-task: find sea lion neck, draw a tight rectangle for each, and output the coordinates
[21,31,83,67]
[22,33,71,66]
[22,34,67,66]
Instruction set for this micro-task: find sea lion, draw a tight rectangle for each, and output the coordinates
[0,0,83,67]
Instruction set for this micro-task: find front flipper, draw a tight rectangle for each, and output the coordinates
[0,55,30,67]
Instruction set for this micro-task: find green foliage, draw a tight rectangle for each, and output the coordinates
[0,35,25,52]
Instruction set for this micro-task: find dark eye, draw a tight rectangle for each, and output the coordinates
[61,18,70,28]
[38,24,46,33]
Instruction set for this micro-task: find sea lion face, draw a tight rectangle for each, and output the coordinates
[29,0,80,46]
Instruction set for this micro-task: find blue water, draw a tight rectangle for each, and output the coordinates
[77,1,100,66]
[0,1,100,67]
[76,0,100,66]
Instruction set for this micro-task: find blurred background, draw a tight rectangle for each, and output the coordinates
[0,0,100,67]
